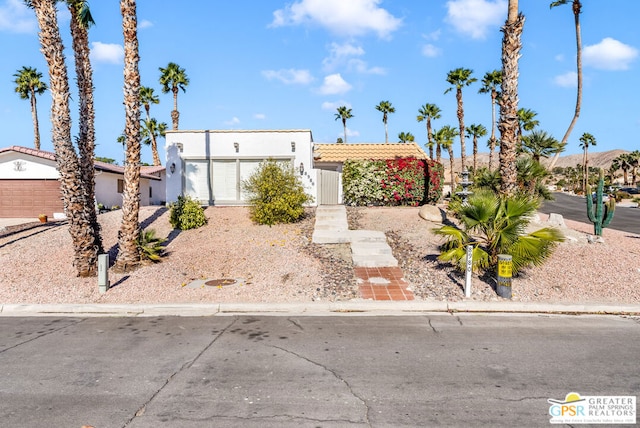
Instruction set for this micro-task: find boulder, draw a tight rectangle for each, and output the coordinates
[546,213,566,228]
[419,205,444,223]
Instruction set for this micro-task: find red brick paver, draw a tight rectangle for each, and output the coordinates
[354,267,414,301]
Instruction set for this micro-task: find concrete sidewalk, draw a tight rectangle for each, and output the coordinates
[1,301,639,317]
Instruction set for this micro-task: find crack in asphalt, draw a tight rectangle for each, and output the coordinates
[287,317,304,331]
[271,344,371,427]
[428,318,440,334]
[159,414,366,425]
[0,318,85,354]
[122,317,239,428]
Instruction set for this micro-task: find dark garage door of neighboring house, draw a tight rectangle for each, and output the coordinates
[0,179,64,218]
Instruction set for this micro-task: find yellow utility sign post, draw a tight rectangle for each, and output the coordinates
[496,254,512,299]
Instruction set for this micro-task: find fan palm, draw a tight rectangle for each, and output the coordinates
[433,188,563,275]
[465,123,487,172]
[28,0,102,276]
[520,130,564,163]
[334,106,353,144]
[159,62,189,130]
[375,100,395,143]
[434,125,458,193]
[548,0,583,171]
[13,66,47,150]
[141,118,167,166]
[445,68,477,170]
[398,132,415,144]
[498,0,524,196]
[417,103,441,160]
[516,108,539,141]
[479,70,502,170]
[115,0,142,272]
[139,86,161,164]
[578,132,596,191]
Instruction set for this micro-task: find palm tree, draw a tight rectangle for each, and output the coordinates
[498,0,525,196]
[612,154,633,186]
[115,0,142,272]
[548,0,583,172]
[445,67,477,170]
[520,130,564,163]
[416,103,441,160]
[397,132,415,144]
[629,150,640,186]
[140,85,159,121]
[13,66,47,150]
[375,100,395,144]
[141,118,167,166]
[516,108,539,140]
[434,125,459,193]
[67,0,103,255]
[578,132,596,191]
[478,70,502,170]
[28,0,101,276]
[334,106,353,144]
[434,188,563,275]
[159,62,189,130]
[465,123,487,172]
[139,86,161,163]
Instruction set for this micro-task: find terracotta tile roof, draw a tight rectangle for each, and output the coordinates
[313,142,429,163]
[1,145,163,180]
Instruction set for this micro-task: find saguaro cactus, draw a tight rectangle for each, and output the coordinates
[586,168,615,236]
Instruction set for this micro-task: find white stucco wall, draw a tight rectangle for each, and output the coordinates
[0,152,59,179]
[165,130,318,205]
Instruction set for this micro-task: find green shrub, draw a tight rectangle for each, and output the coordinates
[137,229,166,262]
[242,159,313,225]
[169,195,207,230]
[615,191,631,201]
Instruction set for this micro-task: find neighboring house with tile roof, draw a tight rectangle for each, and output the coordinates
[0,145,165,218]
[165,129,317,206]
[313,142,430,204]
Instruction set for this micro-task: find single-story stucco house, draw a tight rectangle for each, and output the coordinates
[313,142,430,204]
[0,145,166,218]
[165,129,318,206]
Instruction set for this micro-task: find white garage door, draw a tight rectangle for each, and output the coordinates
[184,160,210,203]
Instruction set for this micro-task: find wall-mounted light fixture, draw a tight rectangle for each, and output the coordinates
[299,162,304,175]
[169,162,176,174]
[175,143,183,152]
[291,141,296,152]
[234,142,239,153]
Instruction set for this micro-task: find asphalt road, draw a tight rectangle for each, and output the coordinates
[540,192,640,235]
[1,314,639,427]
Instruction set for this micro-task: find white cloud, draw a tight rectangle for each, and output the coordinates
[253,113,266,120]
[262,69,314,85]
[270,0,402,39]
[321,100,352,110]
[422,44,441,58]
[583,38,638,71]
[138,19,153,29]
[445,0,506,40]
[224,117,241,125]
[90,42,124,64]
[322,42,385,74]
[553,71,577,88]
[318,74,352,95]
[346,128,360,137]
[0,0,36,33]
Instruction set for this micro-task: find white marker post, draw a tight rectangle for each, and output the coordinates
[98,254,110,294]
[465,244,472,298]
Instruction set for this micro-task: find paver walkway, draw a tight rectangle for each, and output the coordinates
[312,205,414,301]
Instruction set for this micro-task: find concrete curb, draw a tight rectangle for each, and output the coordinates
[1,301,639,317]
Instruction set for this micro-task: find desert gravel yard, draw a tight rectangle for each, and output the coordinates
[1,205,639,305]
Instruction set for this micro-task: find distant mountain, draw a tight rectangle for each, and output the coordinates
[443,150,629,171]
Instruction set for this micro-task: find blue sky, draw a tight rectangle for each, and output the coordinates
[0,0,638,165]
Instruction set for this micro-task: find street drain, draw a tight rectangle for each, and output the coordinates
[205,278,237,287]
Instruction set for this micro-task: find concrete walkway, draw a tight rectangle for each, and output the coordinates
[312,205,414,300]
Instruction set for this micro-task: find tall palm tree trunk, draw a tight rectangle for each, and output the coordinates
[436,143,442,164]
[473,136,478,172]
[150,133,161,166]
[69,0,103,254]
[171,87,179,130]
[29,88,41,150]
[489,91,497,170]
[115,0,142,271]
[32,0,100,277]
[548,0,582,171]
[456,90,466,169]
[384,120,388,144]
[448,146,456,194]
[342,119,347,144]
[499,6,524,196]
[426,119,434,159]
